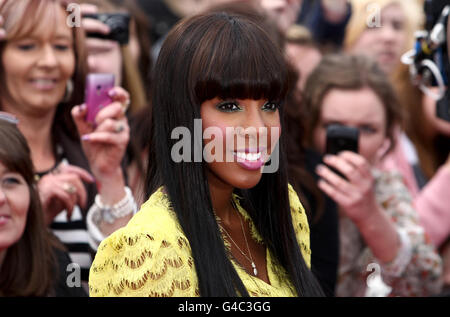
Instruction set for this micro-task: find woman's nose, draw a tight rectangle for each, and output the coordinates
[379,23,398,43]
[37,45,58,68]
[245,103,267,131]
[240,103,270,145]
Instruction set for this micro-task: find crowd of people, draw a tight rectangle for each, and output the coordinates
[0,0,449,297]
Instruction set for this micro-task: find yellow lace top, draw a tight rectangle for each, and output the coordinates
[89,184,311,297]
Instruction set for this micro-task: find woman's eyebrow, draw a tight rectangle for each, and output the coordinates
[53,34,73,41]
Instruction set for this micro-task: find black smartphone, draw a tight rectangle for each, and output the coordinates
[326,124,359,155]
[324,124,359,180]
[83,13,130,45]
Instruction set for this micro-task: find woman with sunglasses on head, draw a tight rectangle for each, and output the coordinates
[89,11,324,297]
[0,0,136,290]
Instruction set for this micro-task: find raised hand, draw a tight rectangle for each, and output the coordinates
[72,87,129,179]
[38,162,95,225]
[316,151,378,225]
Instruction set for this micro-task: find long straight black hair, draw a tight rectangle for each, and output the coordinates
[146,11,324,297]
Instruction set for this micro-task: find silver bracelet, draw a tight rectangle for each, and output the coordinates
[94,187,137,224]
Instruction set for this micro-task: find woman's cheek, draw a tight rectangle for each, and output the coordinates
[268,125,281,155]
[203,121,233,162]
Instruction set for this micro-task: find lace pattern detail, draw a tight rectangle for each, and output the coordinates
[89,185,311,297]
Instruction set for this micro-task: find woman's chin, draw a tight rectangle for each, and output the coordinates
[206,161,265,190]
[230,170,263,190]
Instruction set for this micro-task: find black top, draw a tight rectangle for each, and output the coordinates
[51,247,88,297]
[303,149,339,297]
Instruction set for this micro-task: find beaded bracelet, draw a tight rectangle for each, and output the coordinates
[94,187,137,224]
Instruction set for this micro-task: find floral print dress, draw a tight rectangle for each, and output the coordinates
[336,169,443,297]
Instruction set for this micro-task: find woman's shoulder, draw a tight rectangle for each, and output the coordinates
[128,187,184,233]
[288,183,308,218]
[89,188,196,296]
[95,187,190,258]
[287,184,312,267]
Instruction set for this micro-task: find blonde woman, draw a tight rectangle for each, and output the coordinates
[345,0,423,79]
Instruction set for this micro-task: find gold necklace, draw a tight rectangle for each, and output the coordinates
[217,202,258,276]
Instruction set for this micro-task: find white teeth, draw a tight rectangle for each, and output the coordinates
[32,79,56,84]
[234,152,262,161]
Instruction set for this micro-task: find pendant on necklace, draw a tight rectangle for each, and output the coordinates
[251,262,258,276]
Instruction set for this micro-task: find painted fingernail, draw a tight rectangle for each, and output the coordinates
[80,104,86,111]
[108,89,117,97]
[316,165,324,173]
[81,134,90,141]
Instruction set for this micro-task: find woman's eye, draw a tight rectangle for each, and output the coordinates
[2,176,22,187]
[216,101,241,112]
[359,125,377,134]
[54,44,70,51]
[17,44,35,51]
[262,102,279,112]
[391,20,404,31]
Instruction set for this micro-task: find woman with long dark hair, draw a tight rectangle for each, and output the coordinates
[0,117,86,296]
[89,11,324,297]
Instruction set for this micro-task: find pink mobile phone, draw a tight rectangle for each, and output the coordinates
[84,73,115,125]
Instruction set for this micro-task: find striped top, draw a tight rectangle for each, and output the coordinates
[50,206,92,282]
[36,153,93,283]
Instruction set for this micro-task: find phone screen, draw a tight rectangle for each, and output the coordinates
[324,124,359,180]
[84,73,115,125]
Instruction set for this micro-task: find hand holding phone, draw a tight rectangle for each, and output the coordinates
[84,73,115,125]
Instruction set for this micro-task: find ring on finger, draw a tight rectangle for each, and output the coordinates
[114,122,125,133]
[62,182,77,194]
[121,99,130,113]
